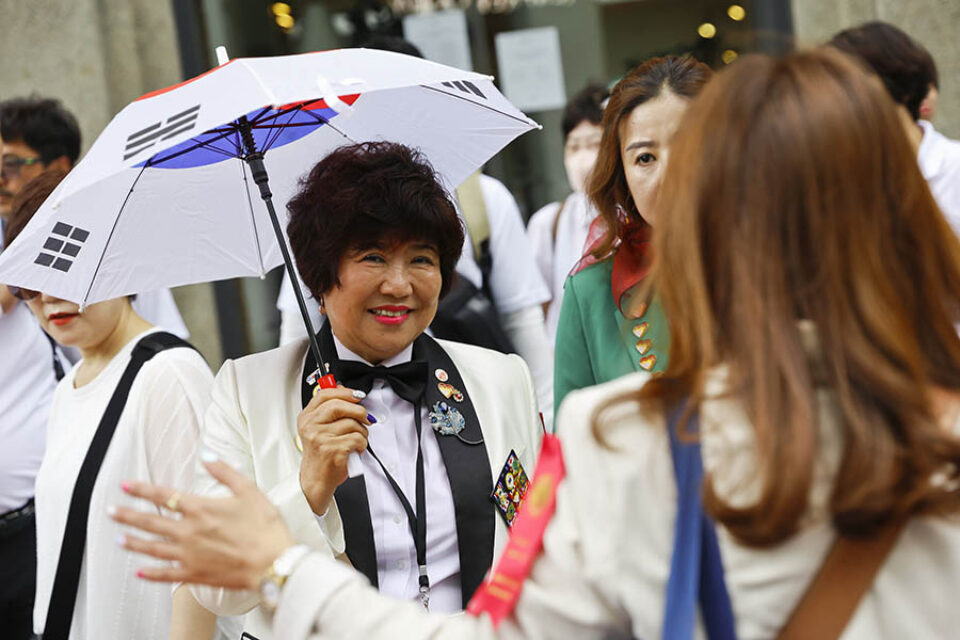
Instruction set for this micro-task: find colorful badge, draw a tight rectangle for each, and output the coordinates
[429,401,465,436]
[490,450,530,527]
[435,368,449,382]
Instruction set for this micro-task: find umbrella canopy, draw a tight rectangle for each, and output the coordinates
[0,48,537,307]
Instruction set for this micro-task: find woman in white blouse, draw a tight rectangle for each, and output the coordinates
[5,171,223,639]
[115,49,960,638]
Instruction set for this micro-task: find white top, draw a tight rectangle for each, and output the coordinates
[132,288,190,339]
[526,191,597,339]
[276,175,550,344]
[331,334,462,613]
[33,328,213,639]
[0,302,60,513]
[918,120,960,235]
[274,363,960,640]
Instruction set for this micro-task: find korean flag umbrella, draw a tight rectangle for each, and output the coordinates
[0,47,538,375]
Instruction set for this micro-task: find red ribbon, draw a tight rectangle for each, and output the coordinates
[466,434,566,626]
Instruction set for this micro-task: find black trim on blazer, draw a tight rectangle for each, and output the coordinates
[300,322,494,606]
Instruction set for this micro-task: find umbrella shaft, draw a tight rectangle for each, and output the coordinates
[237,116,328,379]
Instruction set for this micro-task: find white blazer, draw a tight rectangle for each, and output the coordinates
[191,337,542,638]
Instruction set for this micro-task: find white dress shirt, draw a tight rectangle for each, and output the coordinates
[918,120,960,235]
[332,335,462,613]
[33,328,213,639]
[526,191,598,340]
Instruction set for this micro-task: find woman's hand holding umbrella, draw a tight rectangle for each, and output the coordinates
[297,386,374,516]
[111,456,296,590]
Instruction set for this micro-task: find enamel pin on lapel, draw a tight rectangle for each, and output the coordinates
[429,401,465,436]
[438,382,465,402]
[435,368,449,382]
[491,450,530,527]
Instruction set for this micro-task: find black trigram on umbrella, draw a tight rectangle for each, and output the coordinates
[34,222,90,273]
[123,104,200,161]
[441,80,486,100]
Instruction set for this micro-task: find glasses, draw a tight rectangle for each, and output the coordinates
[7,285,39,301]
[1,155,43,180]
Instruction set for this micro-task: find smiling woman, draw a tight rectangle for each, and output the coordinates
[186,141,543,639]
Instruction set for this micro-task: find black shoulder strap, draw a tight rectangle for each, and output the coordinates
[43,331,196,640]
[43,330,66,381]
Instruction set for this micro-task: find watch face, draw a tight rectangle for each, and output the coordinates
[261,579,281,609]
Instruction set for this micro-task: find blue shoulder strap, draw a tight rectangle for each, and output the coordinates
[662,403,737,640]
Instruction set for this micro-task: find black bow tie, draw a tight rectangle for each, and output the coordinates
[337,359,428,404]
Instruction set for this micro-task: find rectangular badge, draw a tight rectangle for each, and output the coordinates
[490,449,529,527]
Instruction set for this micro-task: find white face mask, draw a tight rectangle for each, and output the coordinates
[563,121,603,193]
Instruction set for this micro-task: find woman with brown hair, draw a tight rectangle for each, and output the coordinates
[112,48,960,638]
[553,55,712,412]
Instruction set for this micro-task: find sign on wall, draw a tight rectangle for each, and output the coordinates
[494,27,567,112]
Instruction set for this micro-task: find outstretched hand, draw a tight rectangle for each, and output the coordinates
[110,455,296,591]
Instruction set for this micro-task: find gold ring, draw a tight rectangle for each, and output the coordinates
[165,491,183,512]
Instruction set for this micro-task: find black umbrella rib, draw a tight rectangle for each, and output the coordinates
[260,105,302,152]
[80,162,151,309]
[420,84,534,127]
[301,109,357,144]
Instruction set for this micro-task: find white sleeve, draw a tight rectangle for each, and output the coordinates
[189,360,342,615]
[526,202,561,303]
[480,176,550,314]
[132,289,190,339]
[500,305,554,431]
[135,349,212,493]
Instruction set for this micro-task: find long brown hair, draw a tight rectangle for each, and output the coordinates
[586,56,712,257]
[635,48,960,546]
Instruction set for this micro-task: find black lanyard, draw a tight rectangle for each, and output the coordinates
[363,397,431,610]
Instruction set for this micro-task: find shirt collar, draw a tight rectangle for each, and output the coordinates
[332,332,414,367]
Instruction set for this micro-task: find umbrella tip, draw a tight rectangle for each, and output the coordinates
[215,46,229,66]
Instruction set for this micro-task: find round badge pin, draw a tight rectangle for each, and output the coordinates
[435,368,449,382]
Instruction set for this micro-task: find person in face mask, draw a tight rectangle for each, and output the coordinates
[526,84,607,340]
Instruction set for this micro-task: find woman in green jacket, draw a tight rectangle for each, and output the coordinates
[554,56,712,411]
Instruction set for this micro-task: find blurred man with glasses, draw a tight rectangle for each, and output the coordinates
[0,97,77,221]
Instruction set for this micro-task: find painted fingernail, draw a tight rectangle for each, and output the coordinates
[352,389,367,400]
[200,449,219,464]
[136,570,145,579]
[367,413,377,424]
[121,481,131,493]
[106,505,117,517]
[115,533,126,546]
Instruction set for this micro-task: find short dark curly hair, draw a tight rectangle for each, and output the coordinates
[829,22,937,121]
[0,96,81,165]
[287,141,464,300]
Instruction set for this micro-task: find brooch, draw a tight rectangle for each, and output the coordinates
[429,401,465,436]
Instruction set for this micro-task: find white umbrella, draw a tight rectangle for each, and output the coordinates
[0,47,538,373]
